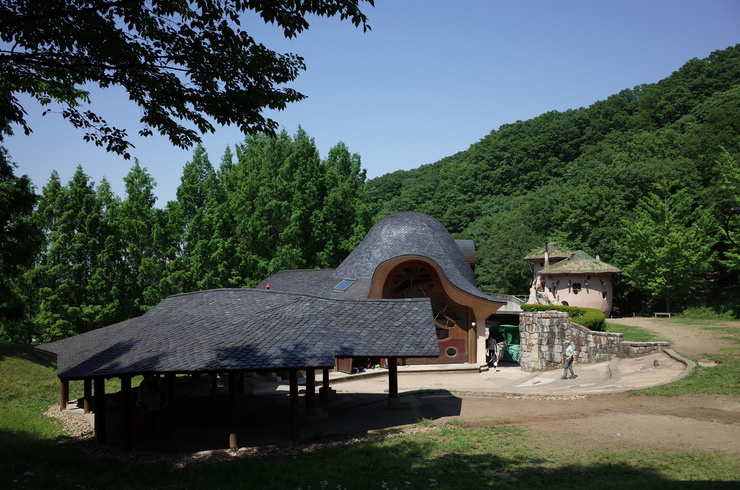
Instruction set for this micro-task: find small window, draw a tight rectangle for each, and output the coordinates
[446,347,458,357]
[572,283,582,294]
[333,279,355,291]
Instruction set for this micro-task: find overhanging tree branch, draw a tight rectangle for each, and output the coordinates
[0,0,374,155]
[0,0,143,29]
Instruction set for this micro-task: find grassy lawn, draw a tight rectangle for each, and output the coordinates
[604,322,669,342]
[640,323,740,397]
[2,321,739,489]
[606,319,740,397]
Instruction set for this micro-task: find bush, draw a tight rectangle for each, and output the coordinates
[681,306,736,321]
[521,304,606,331]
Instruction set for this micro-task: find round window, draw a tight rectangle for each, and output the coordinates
[445,347,458,357]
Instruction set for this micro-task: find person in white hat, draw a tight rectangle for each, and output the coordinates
[562,340,577,379]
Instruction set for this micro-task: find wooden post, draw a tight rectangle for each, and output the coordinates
[121,375,133,451]
[319,368,331,401]
[210,371,219,395]
[305,368,316,415]
[228,372,238,450]
[388,357,399,400]
[165,373,177,454]
[93,376,106,444]
[236,371,245,395]
[83,379,92,413]
[59,378,69,411]
[289,369,300,442]
[387,357,410,409]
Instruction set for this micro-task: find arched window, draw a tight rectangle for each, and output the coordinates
[384,262,466,346]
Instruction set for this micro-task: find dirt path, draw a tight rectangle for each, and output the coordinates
[607,316,740,359]
[440,318,740,455]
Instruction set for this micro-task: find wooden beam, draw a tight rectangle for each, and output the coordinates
[289,369,300,442]
[83,379,92,414]
[305,368,316,415]
[228,372,238,450]
[120,375,133,451]
[165,373,177,454]
[59,378,69,411]
[93,377,106,444]
[210,371,219,395]
[319,367,331,401]
[387,357,409,409]
[388,357,399,399]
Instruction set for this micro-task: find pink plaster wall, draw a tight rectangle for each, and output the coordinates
[527,262,615,316]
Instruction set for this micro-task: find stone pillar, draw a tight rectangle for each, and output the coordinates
[519,311,571,372]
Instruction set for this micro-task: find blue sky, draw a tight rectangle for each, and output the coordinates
[5,0,740,206]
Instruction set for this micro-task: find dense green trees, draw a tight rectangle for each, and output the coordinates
[0,128,372,342]
[614,183,716,313]
[225,129,371,283]
[0,149,38,343]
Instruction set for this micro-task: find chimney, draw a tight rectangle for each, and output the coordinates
[544,242,550,269]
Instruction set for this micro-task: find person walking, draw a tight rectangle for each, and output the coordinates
[487,336,498,368]
[562,340,577,379]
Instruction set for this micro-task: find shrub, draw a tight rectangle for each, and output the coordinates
[521,304,606,331]
[681,306,736,321]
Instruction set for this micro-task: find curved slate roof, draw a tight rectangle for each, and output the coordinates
[37,289,438,380]
[258,212,497,303]
[336,212,491,300]
[261,269,373,299]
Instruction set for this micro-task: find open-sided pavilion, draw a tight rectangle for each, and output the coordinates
[36,289,438,451]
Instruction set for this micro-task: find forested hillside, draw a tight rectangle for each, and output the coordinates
[367,45,740,315]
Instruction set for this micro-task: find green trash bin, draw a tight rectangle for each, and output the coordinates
[489,324,520,363]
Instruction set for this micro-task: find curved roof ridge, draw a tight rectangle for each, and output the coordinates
[334,212,484,298]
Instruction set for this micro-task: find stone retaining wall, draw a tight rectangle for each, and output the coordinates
[518,311,669,372]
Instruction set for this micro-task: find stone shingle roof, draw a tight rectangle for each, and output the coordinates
[260,269,373,299]
[259,212,496,302]
[36,289,438,380]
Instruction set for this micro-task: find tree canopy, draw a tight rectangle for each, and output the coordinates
[2,128,372,342]
[0,0,373,156]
